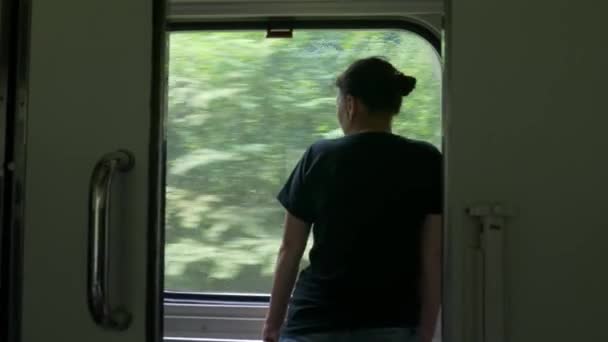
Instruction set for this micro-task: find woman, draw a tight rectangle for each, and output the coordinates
[263,57,442,342]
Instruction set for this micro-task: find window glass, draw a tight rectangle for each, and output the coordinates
[166,29,441,294]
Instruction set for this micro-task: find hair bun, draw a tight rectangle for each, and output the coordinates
[395,73,417,96]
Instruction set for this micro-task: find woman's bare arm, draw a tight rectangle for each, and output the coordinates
[263,212,311,341]
[419,214,442,342]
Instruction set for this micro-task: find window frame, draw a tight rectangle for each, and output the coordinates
[168,19,440,52]
[164,17,441,307]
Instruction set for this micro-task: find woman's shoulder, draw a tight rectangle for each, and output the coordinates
[307,134,440,159]
[399,136,441,156]
[307,137,343,154]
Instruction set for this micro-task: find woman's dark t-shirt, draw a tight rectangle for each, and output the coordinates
[277,131,442,336]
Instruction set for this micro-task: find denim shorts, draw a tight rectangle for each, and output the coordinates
[279,328,418,342]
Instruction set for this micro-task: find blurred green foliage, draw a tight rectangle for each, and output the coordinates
[165,30,441,293]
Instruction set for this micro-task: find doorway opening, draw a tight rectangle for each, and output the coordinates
[163,24,442,341]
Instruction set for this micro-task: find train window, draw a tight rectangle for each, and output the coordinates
[165,29,441,295]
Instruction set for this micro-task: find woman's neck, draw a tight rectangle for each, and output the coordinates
[346,120,392,135]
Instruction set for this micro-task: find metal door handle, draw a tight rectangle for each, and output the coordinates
[88,150,134,330]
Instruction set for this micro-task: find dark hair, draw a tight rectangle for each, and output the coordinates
[335,57,417,116]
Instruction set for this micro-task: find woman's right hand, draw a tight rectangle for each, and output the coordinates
[262,323,280,342]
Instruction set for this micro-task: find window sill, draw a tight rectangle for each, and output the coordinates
[163,293,441,342]
[164,299,269,341]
